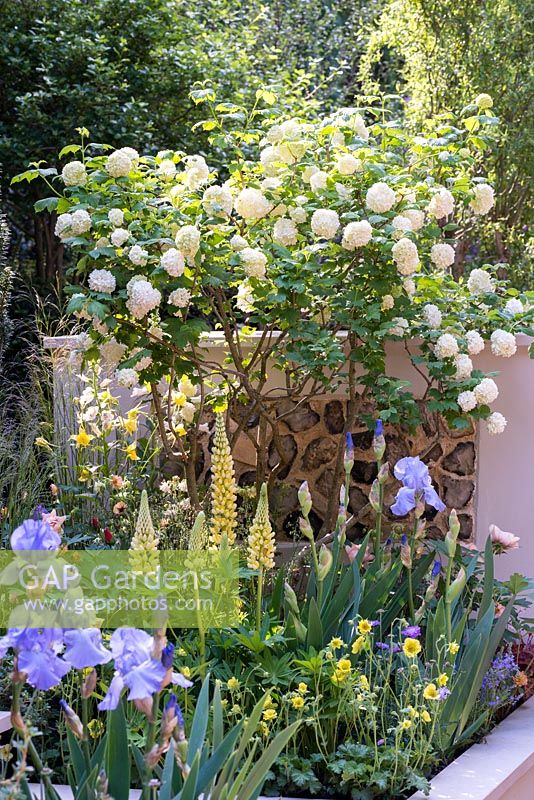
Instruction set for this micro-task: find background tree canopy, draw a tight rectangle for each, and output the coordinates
[0,0,532,289]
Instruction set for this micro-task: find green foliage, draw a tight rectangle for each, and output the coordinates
[360,0,533,286]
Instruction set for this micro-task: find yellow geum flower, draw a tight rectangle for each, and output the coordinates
[448,641,460,655]
[329,637,344,650]
[291,695,305,709]
[403,637,422,658]
[359,674,369,691]
[337,658,352,673]
[407,705,419,719]
[87,719,105,738]
[262,708,277,721]
[246,483,275,570]
[125,442,138,461]
[209,413,238,547]
[400,719,412,730]
[73,428,93,448]
[181,667,191,678]
[358,619,373,635]
[227,677,240,691]
[423,683,439,701]
[421,709,431,723]
[352,635,367,655]
[263,695,276,710]
[437,673,449,687]
[297,682,308,695]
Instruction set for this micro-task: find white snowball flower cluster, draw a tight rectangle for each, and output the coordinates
[175,225,200,257]
[454,354,473,380]
[310,170,328,192]
[366,182,396,213]
[168,288,191,309]
[348,112,369,140]
[160,248,185,277]
[423,304,442,328]
[88,269,116,294]
[403,277,416,296]
[240,248,267,278]
[106,148,134,178]
[505,298,524,316]
[430,243,455,268]
[71,209,91,234]
[390,317,409,336]
[62,161,87,186]
[391,238,420,275]
[311,209,340,239]
[474,377,499,405]
[126,277,161,319]
[490,329,517,358]
[108,208,124,227]
[202,185,233,216]
[391,215,413,233]
[427,188,455,220]
[273,218,298,246]
[381,294,394,311]
[184,155,209,189]
[486,411,507,435]
[116,368,138,388]
[336,154,362,175]
[157,159,176,178]
[235,187,271,220]
[129,244,148,266]
[466,330,485,355]
[111,228,129,247]
[230,234,248,251]
[55,214,73,239]
[289,205,307,224]
[403,209,425,231]
[342,220,373,250]
[434,333,459,359]
[180,402,196,423]
[470,184,495,215]
[99,338,127,367]
[475,93,493,110]
[458,391,477,412]
[467,268,495,294]
[236,281,255,313]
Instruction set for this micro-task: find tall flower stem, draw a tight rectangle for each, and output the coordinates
[143,691,160,800]
[11,683,57,800]
[444,557,454,643]
[256,567,264,634]
[79,673,92,776]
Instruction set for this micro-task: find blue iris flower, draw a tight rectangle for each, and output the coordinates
[11,519,61,551]
[63,629,112,669]
[390,456,445,516]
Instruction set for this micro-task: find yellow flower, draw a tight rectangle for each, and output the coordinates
[421,710,431,723]
[448,641,460,655]
[175,424,186,437]
[400,719,412,730]
[125,442,138,461]
[227,677,240,691]
[352,635,367,655]
[177,648,187,657]
[231,704,241,714]
[73,428,93,448]
[98,390,114,404]
[173,392,187,407]
[181,666,191,678]
[329,637,344,650]
[337,658,352,673]
[87,719,105,738]
[35,436,53,451]
[407,705,419,719]
[423,683,439,701]
[262,708,277,721]
[259,721,269,737]
[437,673,449,687]
[263,695,276,710]
[359,674,369,691]
[358,619,372,635]
[291,696,305,709]
[297,682,308,695]
[78,467,92,482]
[209,413,238,547]
[403,638,422,658]
[123,417,138,434]
[246,483,275,570]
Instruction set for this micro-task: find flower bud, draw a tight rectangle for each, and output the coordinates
[292,614,307,642]
[377,462,389,485]
[317,545,333,581]
[299,516,314,541]
[59,699,84,739]
[344,432,355,472]
[400,534,412,569]
[81,668,97,699]
[446,567,467,604]
[369,479,381,513]
[284,582,300,616]
[372,419,386,461]
[298,481,312,517]
[445,510,460,558]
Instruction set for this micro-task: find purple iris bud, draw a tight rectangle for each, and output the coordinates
[385,537,392,547]
[161,643,175,669]
[175,702,185,730]
[164,693,177,714]
[432,560,441,579]
[63,629,112,669]
[344,432,355,471]
[345,431,354,452]
[375,420,383,436]
[32,504,49,521]
[401,534,408,546]
[401,625,421,638]
[390,456,445,517]
[11,519,61,551]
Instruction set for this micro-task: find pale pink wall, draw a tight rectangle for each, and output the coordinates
[46,334,534,579]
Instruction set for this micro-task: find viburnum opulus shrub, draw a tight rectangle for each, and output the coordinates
[16,91,534,504]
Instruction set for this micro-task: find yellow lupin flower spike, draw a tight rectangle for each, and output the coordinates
[247,483,275,571]
[129,489,159,574]
[209,413,238,547]
[189,511,208,551]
